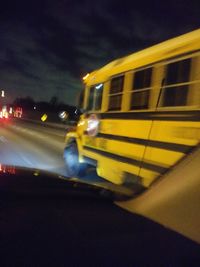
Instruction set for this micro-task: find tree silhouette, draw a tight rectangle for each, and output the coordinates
[13,97,35,111]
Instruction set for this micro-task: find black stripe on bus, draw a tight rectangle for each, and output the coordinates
[99,110,200,121]
[96,133,194,153]
[83,146,167,174]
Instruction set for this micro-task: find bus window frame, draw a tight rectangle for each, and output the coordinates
[130,66,153,111]
[85,83,104,112]
[107,74,125,112]
[158,55,194,109]
[186,54,200,107]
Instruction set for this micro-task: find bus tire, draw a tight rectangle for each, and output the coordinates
[63,142,87,177]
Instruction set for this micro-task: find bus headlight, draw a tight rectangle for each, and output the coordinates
[86,114,100,136]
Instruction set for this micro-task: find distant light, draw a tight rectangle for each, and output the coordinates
[95,83,103,90]
[9,107,12,114]
[34,106,36,110]
[83,73,89,81]
[41,114,48,122]
[14,107,23,118]
[1,90,5,97]
[59,111,68,120]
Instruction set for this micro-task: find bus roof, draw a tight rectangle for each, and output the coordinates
[84,28,200,86]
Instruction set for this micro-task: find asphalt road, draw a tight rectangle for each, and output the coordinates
[0,119,66,173]
[0,119,104,183]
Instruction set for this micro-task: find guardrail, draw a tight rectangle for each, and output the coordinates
[13,117,77,130]
[14,110,78,128]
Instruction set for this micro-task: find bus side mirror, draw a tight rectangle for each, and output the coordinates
[78,108,85,114]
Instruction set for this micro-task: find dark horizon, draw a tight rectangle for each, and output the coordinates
[0,0,200,105]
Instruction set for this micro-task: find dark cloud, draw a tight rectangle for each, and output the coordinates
[0,0,200,105]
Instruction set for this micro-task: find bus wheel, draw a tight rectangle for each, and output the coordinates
[63,143,87,177]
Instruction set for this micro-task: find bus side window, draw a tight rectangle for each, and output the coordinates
[131,67,152,109]
[87,84,104,111]
[161,58,191,107]
[108,76,124,111]
[94,83,103,111]
[87,86,95,110]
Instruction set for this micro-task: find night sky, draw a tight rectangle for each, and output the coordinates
[0,0,200,105]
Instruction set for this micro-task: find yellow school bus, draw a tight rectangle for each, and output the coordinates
[64,29,200,192]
